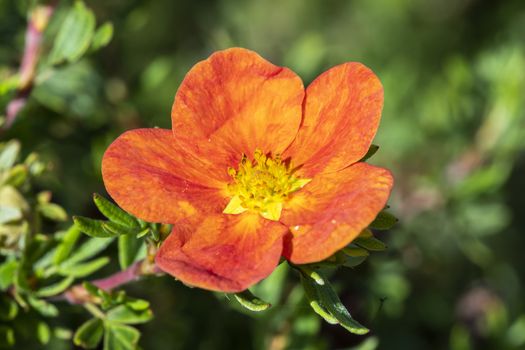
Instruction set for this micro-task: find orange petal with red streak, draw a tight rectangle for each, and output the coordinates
[284,63,383,177]
[281,162,393,264]
[155,212,288,292]
[102,128,228,224]
[172,48,304,170]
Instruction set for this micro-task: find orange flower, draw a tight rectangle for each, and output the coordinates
[102,48,393,293]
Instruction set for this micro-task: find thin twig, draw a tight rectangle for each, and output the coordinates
[3,5,54,130]
[62,257,163,305]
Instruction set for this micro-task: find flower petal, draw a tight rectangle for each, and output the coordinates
[284,63,383,177]
[280,162,393,264]
[155,212,287,292]
[172,48,304,169]
[102,128,228,224]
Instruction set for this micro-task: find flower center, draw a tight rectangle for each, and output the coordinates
[223,149,311,221]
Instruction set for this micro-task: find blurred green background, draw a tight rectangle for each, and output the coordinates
[2,0,525,349]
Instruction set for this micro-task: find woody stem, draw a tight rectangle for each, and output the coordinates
[62,258,163,305]
[3,4,55,130]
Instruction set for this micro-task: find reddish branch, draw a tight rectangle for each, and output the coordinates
[64,258,163,304]
[6,4,165,305]
[92,260,144,290]
[4,5,54,129]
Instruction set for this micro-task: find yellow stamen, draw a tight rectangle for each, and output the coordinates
[223,149,311,221]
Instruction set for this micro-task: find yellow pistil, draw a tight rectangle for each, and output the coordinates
[223,149,311,221]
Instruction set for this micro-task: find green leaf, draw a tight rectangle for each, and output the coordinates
[149,226,160,241]
[14,262,30,292]
[27,296,59,317]
[34,246,58,271]
[24,152,46,176]
[118,234,144,270]
[125,298,150,311]
[37,321,51,345]
[82,282,126,311]
[136,228,150,239]
[83,281,104,298]
[0,295,18,321]
[354,230,387,251]
[62,237,114,267]
[37,191,52,204]
[91,22,114,51]
[107,305,153,325]
[58,257,110,278]
[359,144,379,162]
[0,186,28,213]
[38,203,68,221]
[49,1,96,64]
[36,276,75,297]
[0,140,20,171]
[102,222,145,236]
[54,225,82,265]
[338,245,371,268]
[3,164,28,187]
[305,299,339,324]
[312,251,368,269]
[104,323,140,350]
[300,269,369,335]
[0,326,15,347]
[23,234,56,267]
[233,289,271,312]
[74,216,116,238]
[354,237,387,251]
[298,265,325,285]
[93,194,139,228]
[0,206,22,224]
[54,327,73,340]
[0,260,18,290]
[100,291,127,311]
[369,211,398,230]
[342,245,370,257]
[340,255,368,268]
[32,61,101,118]
[74,318,104,349]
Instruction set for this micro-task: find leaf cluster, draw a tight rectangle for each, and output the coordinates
[232,207,396,336]
[74,283,152,350]
[0,140,156,349]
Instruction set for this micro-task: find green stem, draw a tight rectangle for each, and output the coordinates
[84,302,105,319]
